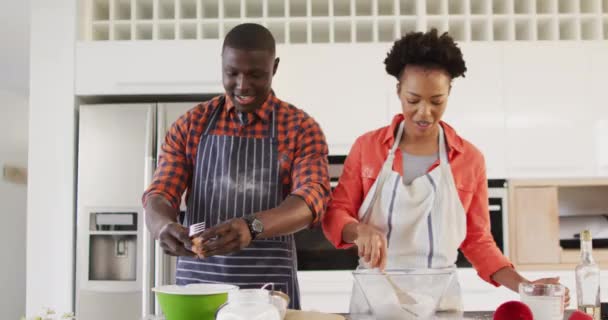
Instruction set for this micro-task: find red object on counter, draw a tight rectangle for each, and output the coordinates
[569,310,594,320]
[493,301,534,320]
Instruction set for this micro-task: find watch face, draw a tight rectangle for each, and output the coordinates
[252,219,264,233]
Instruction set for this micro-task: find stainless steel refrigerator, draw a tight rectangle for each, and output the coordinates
[76,102,197,320]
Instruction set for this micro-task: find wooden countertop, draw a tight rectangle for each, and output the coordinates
[508,177,608,187]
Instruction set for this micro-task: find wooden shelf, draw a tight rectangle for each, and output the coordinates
[509,178,608,270]
[82,0,608,42]
[509,178,608,187]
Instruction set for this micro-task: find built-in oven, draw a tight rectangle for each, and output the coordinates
[295,156,359,270]
[295,157,509,270]
[456,179,509,267]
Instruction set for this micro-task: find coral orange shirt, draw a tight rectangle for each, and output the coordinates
[322,114,512,285]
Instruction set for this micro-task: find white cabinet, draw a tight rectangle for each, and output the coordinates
[503,44,595,178]
[589,45,608,176]
[443,43,507,178]
[386,43,507,178]
[75,40,608,177]
[75,41,224,95]
[274,43,395,155]
[297,271,353,313]
[298,269,605,313]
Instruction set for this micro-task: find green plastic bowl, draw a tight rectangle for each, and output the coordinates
[153,283,238,320]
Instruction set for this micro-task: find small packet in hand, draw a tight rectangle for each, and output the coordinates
[189,222,207,258]
[191,236,207,258]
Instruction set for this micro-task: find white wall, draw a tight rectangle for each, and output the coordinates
[0,90,29,320]
[27,0,76,317]
[0,1,30,95]
[0,0,29,319]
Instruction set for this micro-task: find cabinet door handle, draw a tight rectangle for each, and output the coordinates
[489,204,502,211]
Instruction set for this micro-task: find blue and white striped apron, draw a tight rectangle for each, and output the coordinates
[350,121,467,313]
[176,97,300,309]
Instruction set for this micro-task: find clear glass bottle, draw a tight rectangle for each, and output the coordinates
[575,230,601,320]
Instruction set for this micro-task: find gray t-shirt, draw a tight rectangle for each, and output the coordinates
[402,151,438,185]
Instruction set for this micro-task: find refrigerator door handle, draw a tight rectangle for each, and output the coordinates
[142,105,157,318]
[154,103,171,315]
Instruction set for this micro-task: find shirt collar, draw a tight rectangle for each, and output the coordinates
[382,113,464,154]
[224,90,276,124]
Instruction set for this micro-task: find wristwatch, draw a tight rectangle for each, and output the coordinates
[243,214,264,240]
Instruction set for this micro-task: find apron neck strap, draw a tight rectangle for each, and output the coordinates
[392,121,448,165]
[203,96,225,135]
[270,100,277,139]
[438,125,448,165]
[390,121,405,155]
[203,96,279,139]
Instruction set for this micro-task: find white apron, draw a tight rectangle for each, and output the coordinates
[349,121,467,315]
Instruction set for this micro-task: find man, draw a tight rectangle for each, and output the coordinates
[142,23,330,309]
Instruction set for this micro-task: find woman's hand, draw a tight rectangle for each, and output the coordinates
[491,268,571,308]
[353,223,388,270]
[530,277,571,308]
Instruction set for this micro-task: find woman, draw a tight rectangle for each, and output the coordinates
[322,29,569,312]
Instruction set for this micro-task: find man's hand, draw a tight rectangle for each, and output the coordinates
[157,222,195,257]
[194,218,252,257]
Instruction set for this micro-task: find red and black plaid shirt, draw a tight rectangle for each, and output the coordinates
[143,91,330,224]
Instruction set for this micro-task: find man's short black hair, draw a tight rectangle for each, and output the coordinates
[384,28,467,80]
[222,23,276,55]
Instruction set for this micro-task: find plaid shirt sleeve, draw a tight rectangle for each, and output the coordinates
[142,112,192,210]
[289,115,331,225]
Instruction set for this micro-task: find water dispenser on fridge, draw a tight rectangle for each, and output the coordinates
[76,208,143,320]
[88,212,138,282]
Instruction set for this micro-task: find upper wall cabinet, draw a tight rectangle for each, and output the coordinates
[589,44,608,176]
[442,43,507,178]
[273,43,395,155]
[75,0,608,173]
[387,43,507,178]
[503,44,595,178]
[75,41,224,95]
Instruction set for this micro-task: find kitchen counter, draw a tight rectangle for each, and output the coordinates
[298,269,601,313]
[340,310,576,319]
[465,310,576,319]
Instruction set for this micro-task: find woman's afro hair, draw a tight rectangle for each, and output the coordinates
[384,28,467,80]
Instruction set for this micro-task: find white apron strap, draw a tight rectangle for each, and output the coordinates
[360,121,404,222]
[438,125,448,168]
